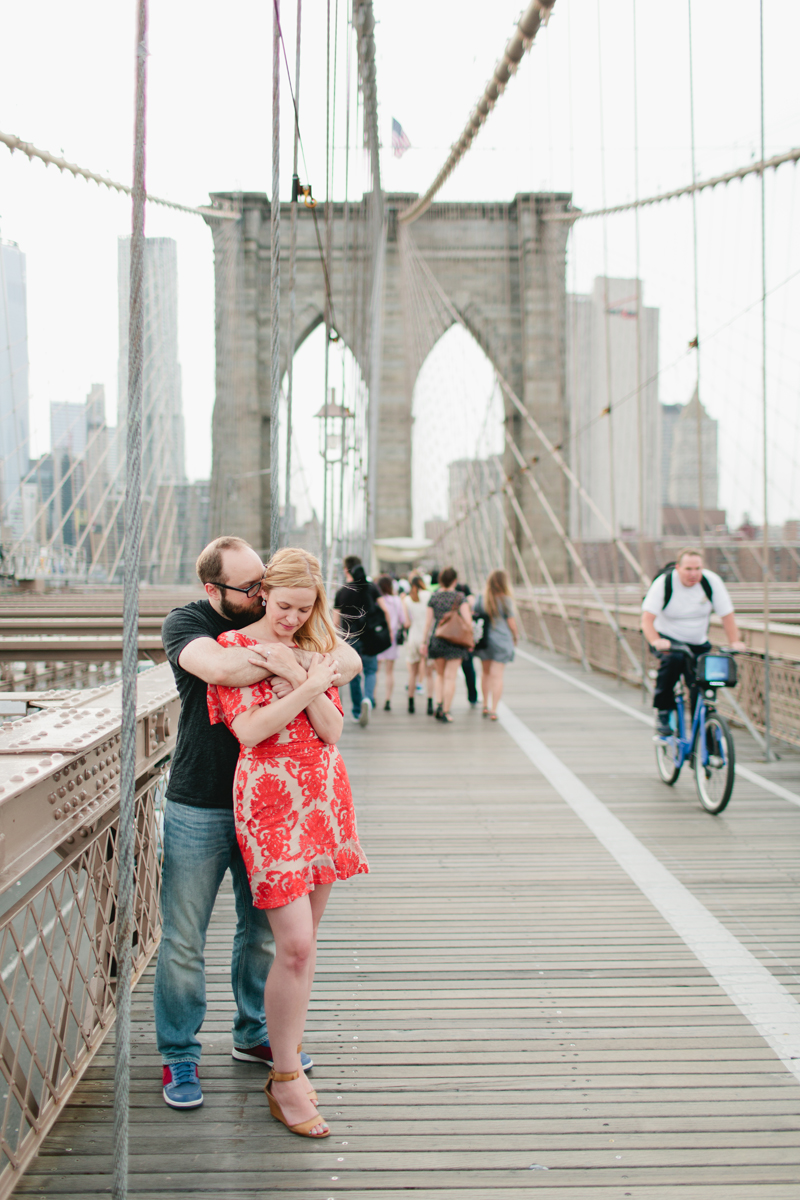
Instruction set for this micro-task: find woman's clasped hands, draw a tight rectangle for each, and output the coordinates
[270,652,339,699]
[306,653,338,695]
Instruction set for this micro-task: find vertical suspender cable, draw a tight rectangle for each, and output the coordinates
[271,0,281,556]
[596,0,621,677]
[322,0,332,580]
[759,0,772,760]
[113,3,147,1197]
[337,4,352,569]
[284,0,302,545]
[687,0,705,553]
[632,0,648,702]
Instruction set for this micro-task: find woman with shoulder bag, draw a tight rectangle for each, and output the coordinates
[375,575,408,711]
[474,569,518,720]
[420,566,473,723]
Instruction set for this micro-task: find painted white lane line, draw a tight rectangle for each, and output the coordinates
[497,700,800,1085]
[516,645,800,810]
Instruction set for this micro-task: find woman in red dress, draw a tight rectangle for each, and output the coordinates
[207,548,368,1139]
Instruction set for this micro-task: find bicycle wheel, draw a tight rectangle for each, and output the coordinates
[694,711,735,814]
[655,733,681,785]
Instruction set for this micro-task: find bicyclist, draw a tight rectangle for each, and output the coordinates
[641,548,746,737]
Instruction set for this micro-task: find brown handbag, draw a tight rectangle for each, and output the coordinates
[434,593,475,650]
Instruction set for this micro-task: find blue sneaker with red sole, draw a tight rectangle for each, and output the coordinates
[162,1061,203,1109]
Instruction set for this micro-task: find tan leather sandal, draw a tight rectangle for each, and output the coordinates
[265,1068,329,1138]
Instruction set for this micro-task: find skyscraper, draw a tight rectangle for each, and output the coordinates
[567,277,661,541]
[0,240,31,540]
[117,237,186,490]
[666,389,718,510]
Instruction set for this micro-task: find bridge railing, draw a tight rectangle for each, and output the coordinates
[0,663,178,1198]
[516,597,800,750]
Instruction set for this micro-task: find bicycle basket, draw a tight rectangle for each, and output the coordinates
[696,652,737,688]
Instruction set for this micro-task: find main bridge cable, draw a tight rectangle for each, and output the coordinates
[547,145,800,223]
[0,129,236,221]
[398,0,557,226]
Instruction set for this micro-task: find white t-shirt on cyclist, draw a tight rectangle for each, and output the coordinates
[641,569,734,645]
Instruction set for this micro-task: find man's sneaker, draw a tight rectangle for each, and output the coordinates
[232,1042,313,1071]
[656,711,673,737]
[359,698,371,727]
[163,1062,203,1109]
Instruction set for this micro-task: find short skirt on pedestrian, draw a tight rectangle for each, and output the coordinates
[426,633,467,661]
[405,635,426,665]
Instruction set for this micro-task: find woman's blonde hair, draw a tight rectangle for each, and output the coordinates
[262,547,338,653]
[484,569,514,621]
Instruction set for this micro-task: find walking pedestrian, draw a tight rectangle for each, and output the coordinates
[403,575,434,714]
[333,557,381,726]
[375,574,408,710]
[455,581,479,706]
[421,566,473,723]
[474,569,519,719]
[208,547,369,1139]
[156,536,361,1111]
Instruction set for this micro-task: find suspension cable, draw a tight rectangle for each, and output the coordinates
[398,0,556,225]
[760,0,772,759]
[0,129,235,220]
[113,3,146,1195]
[687,0,705,553]
[284,0,302,545]
[548,144,800,223]
[270,0,281,556]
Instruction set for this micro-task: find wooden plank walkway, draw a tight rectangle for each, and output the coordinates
[15,645,800,1198]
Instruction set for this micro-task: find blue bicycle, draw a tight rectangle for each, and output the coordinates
[654,644,737,814]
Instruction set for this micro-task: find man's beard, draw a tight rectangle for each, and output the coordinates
[219,594,263,626]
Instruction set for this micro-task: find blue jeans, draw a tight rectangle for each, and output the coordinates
[348,638,377,718]
[154,800,275,1066]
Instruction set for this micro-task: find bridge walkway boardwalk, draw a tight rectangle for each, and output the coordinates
[14,644,800,1198]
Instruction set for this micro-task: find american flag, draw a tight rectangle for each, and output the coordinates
[392,118,411,159]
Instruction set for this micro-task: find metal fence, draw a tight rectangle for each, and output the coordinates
[517,598,800,749]
[0,663,177,1198]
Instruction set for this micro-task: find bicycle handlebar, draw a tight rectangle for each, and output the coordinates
[652,642,742,659]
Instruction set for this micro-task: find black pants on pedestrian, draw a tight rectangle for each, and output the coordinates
[651,637,711,711]
[462,653,478,704]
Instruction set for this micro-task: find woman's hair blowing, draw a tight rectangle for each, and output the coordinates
[262,547,338,653]
[484,568,514,621]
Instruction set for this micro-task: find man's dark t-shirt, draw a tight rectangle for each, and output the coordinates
[162,600,247,809]
[334,580,380,638]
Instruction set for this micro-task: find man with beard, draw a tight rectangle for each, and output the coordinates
[156,536,361,1109]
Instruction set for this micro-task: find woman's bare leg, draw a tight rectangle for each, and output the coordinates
[265,884,333,1135]
[488,661,506,711]
[407,660,419,697]
[302,883,333,1010]
[384,659,395,704]
[426,661,435,700]
[481,659,491,710]
[434,659,445,705]
[442,659,460,713]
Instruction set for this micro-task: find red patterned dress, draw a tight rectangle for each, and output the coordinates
[207,630,369,909]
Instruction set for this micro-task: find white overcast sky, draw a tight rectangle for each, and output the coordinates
[1,0,799,532]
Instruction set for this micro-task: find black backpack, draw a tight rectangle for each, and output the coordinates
[359,589,392,656]
[655,562,713,610]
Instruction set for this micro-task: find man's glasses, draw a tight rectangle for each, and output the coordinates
[211,580,263,598]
